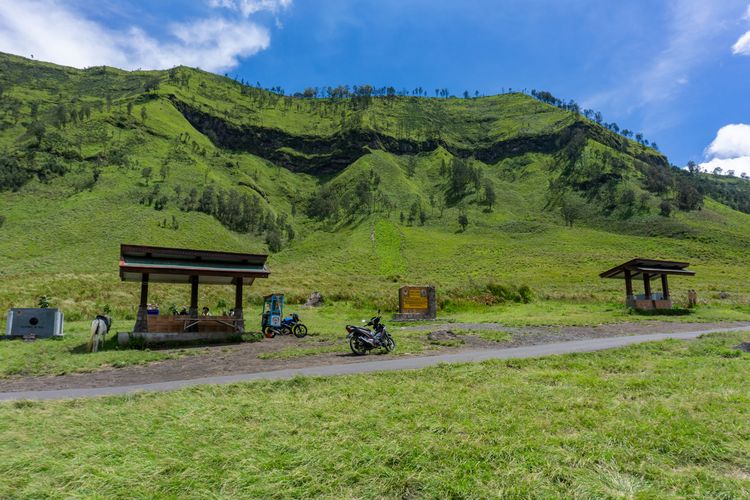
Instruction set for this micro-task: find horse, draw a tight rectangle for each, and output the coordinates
[88,315,112,353]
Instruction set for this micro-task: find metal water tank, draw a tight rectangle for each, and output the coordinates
[5,308,64,338]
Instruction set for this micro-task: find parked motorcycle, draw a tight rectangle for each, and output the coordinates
[345,311,396,355]
[265,313,308,338]
[283,313,308,338]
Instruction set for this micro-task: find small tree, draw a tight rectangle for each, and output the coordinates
[659,200,672,217]
[143,76,161,93]
[482,179,496,211]
[140,106,148,123]
[266,229,282,253]
[160,163,170,181]
[408,201,419,225]
[406,156,416,177]
[141,166,153,185]
[458,214,469,232]
[560,192,585,227]
[127,101,133,115]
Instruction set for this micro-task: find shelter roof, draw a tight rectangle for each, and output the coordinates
[599,258,695,280]
[119,244,270,285]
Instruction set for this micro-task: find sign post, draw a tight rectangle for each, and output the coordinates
[394,285,436,321]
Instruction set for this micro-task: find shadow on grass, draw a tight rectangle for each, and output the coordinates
[630,308,693,317]
[69,332,265,354]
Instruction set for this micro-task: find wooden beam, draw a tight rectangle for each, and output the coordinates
[234,278,245,332]
[189,276,199,317]
[134,273,150,333]
[624,269,634,299]
[661,274,670,300]
[234,279,243,310]
[643,273,652,299]
[139,273,149,307]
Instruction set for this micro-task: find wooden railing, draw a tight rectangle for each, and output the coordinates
[146,315,242,333]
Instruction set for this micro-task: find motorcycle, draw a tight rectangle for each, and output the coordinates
[265,313,308,338]
[345,311,396,355]
[282,313,308,338]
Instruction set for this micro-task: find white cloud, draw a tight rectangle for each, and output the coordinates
[700,157,750,176]
[699,124,750,177]
[705,124,750,158]
[208,0,292,17]
[732,30,750,54]
[0,0,287,72]
[731,4,750,54]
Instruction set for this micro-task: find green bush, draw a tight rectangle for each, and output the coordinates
[486,283,534,304]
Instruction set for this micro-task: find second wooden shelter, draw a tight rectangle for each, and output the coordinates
[600,258,695,310]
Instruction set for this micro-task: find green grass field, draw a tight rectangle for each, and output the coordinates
[1,332,749,497]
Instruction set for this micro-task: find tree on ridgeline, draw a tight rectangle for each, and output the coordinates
[143,76,161,93]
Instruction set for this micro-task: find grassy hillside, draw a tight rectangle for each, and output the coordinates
[1,52,750,319]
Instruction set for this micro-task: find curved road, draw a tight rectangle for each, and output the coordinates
[1,328,744,401]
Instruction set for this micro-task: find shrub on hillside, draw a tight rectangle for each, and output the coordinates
[486,283,534,304]
[0,153,31,191]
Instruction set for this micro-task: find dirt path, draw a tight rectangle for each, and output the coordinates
[1,320,748,394]
[3,327,749,401]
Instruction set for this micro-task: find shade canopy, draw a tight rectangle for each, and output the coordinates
[119,244,270,285]
[599,258,695,281]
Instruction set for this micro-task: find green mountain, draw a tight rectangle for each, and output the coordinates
[1,52,749,317]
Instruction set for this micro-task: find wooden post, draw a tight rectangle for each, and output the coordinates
[661,274,670,300]
[234,278,245,333]
[643,273,652,300]
[134,273,149,333]
[189,276,199,317]
[624,269,634,304]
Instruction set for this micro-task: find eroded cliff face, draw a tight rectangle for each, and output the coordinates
[172,98,668,175]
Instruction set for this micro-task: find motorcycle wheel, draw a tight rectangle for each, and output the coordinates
[264,326,276,338]
[293,323,308,338]
[349,336,368,355]
[384,336,396,353]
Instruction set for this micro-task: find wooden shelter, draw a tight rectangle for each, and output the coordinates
[600,258,694,310]
[119,244,269,344]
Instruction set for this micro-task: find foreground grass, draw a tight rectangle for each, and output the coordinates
[1,332,749,497]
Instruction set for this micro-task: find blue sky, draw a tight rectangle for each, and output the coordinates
[1,0,750,173]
